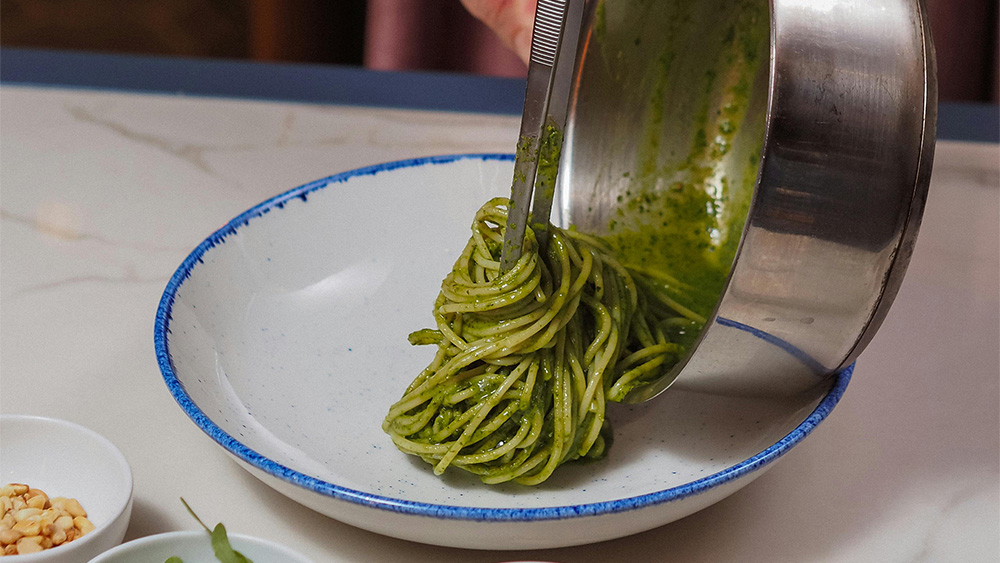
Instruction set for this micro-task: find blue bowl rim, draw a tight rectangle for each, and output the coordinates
[153,152,852,523]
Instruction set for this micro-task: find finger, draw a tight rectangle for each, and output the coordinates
[461,0,536,64]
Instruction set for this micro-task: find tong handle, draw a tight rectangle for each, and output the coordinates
[530,0,569,66]
[500,0,570,272]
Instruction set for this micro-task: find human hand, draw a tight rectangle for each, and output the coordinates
[460,0,537,64]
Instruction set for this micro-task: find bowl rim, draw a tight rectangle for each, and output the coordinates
[0,414,133,561]
[88,530,312,562]
[153,153,852,523]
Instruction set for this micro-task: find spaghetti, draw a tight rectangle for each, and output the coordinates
[383,198,704,485]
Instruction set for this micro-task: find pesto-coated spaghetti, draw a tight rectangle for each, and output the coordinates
[383,198,704,485]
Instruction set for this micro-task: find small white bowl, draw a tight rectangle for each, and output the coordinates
[0,415,133,562]
[88,531,313,562]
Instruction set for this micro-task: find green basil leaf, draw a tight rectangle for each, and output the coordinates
[211,522,253,563]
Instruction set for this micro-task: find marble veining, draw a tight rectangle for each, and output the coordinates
[66,104,245,178]
[0,83,996,562]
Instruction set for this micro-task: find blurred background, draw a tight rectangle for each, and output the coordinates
[1,0,996,103]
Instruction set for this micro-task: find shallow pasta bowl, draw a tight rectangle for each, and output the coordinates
[155,154,851,549]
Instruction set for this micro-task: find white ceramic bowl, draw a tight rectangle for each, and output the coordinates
[88,531,312,563]
[0,415,133,562]
[154,154,850,550]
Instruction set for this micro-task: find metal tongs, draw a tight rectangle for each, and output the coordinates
[499,0,587,272]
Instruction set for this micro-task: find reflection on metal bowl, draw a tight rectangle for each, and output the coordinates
[557,0,936,399]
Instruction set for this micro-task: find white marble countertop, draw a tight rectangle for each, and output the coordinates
[1,78,997,562]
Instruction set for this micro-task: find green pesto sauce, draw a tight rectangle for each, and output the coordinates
[531,119,563,230]
[513,134,535,187]
[594,1,607,44]
[505,133,539,257]
[599,0,767,319]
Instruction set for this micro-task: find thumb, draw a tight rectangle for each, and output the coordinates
[461,0,537,64]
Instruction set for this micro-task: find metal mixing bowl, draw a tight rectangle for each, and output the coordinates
[556,0,936,399]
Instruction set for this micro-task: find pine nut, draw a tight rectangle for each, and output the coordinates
[0,483,92,556]
[15,536,43,555]
[53,515,74,532]
[49,497,86,518]
[0,526,20,546]
[5,486,27,497]
[73,516,95,536]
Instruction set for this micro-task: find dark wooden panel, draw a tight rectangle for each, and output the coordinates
[0,0,251,58]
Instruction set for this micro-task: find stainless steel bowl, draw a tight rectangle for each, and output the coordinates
[556,0,936,399]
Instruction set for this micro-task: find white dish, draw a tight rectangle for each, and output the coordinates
[0,415,133,562]
[88,531,312,562]
[154,154,850,550]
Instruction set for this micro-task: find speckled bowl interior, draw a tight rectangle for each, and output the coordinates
[155,155,848,549]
